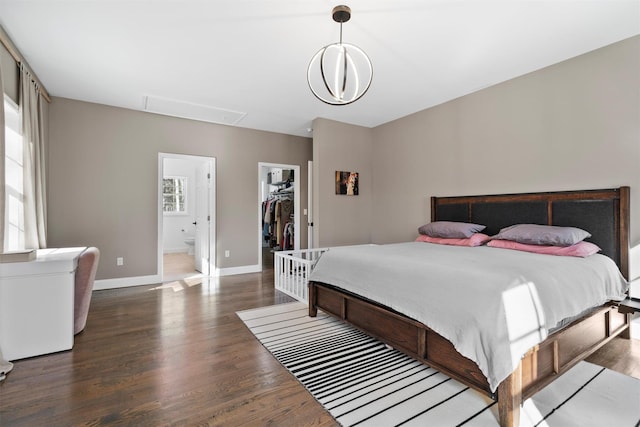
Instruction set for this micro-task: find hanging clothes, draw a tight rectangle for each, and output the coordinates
[278,199,293,248]
[262,176,295,250]
[283,222,295,250]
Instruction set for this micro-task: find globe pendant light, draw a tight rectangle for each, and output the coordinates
[307,5,373,105]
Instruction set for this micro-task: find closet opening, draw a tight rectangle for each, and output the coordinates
[258,163,300,271]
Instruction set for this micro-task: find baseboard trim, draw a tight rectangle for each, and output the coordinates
[94,275,162,290]
[163,248,189,254]
[94,264,263,290]
[216,264,261,276]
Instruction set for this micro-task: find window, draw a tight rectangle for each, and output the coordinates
[162,176,187,214]
[4,96,25,250]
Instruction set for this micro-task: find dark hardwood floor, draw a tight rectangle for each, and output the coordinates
[0,270,638,426]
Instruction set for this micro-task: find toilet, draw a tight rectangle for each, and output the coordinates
[184,236,195,255]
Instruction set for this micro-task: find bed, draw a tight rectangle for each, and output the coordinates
[308,187,631,427]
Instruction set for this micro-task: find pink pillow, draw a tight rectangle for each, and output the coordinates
[415,233,491,247]
[487,239,600,257]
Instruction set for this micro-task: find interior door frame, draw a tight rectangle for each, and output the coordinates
[258,162,300,270]
[158,152,217,280]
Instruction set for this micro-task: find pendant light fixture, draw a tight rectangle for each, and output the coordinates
[307,5,373,105]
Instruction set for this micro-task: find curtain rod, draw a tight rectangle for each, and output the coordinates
[0,25,51,103]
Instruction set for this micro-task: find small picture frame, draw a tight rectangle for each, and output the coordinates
[335,171,359,195]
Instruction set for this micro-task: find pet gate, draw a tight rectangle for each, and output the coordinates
[274,248,329,303]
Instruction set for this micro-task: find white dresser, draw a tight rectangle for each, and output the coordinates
[0,247,86,361]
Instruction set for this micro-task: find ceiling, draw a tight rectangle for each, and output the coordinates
[0,1,638,137]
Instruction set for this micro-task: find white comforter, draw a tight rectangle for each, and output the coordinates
[308,242,629,392]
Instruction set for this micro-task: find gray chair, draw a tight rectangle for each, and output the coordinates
[74,247,100,335]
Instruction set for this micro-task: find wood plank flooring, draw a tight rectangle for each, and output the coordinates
[0,271,638,426]
[162,252,199,283]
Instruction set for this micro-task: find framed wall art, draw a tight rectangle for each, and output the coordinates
[335,171,359,195]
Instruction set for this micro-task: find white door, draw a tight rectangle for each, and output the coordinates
[307,160,314,249]
[195,162,211,274]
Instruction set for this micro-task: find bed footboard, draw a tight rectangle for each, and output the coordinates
[309,281,630,427]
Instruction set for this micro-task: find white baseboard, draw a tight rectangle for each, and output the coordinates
[94,275,162,290]
[93,264,263,290]
[163,248,189,254]
[216,264,261,276]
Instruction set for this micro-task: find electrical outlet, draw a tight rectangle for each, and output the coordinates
[225,250,230,258]
[117,257,124,266]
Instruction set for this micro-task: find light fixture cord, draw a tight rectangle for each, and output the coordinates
[339,21,343,45]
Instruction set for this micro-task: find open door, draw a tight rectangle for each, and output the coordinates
[195,161,211,274]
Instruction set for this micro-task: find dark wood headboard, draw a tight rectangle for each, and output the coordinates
[431,187,630,279]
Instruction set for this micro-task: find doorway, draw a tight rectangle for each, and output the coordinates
[258,163,300,271]
[158,153,216,282]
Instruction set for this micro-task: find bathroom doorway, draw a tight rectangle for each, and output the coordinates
[158,153,216,282]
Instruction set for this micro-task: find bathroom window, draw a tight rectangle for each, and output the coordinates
[163,176,187,214]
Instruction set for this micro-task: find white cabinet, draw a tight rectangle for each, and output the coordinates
[0,247,86,361]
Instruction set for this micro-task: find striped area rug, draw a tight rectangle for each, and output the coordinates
[237,302,640,427]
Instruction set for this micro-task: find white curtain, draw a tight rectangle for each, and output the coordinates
[0,60,5,251]
[0,53,14,381]
[20,64,47,249]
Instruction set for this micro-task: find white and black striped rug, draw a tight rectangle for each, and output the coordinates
[237,302,640,427]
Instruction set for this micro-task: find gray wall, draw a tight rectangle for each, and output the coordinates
[312,118,373,247]
[309,36,640,277]
[13,34,640,284]
[369,35,640,275]
[48,98,312,280]
[0,42,18,103]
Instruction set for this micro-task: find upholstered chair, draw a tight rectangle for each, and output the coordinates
[74,247,100,335]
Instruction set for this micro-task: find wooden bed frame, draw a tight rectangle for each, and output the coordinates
[309,187,631,427]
